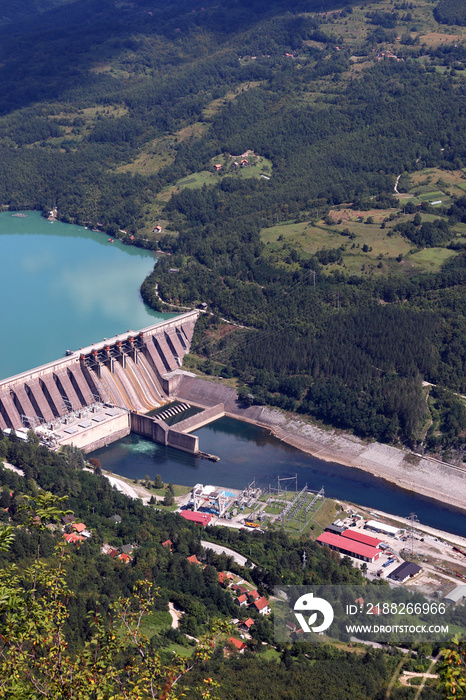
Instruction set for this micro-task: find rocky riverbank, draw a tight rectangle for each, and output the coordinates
[174,375,466,513]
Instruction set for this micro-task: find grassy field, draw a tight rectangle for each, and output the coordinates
[309,499,341,540]
[260,171,463,279]
[260,647,281,662]
[409,247,458,271]
[138,610,172,638]
[408,167,466,199]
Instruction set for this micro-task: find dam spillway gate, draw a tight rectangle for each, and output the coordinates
[0,311,201,452]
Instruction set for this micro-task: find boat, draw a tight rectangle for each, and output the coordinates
[12,213,27,217]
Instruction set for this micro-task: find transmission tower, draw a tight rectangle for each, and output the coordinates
[408,512,419,559]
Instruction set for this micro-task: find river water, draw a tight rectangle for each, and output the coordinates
[91,416,466,537]
[0,211,464,536]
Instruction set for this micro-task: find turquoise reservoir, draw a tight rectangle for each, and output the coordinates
[0,211,171,379]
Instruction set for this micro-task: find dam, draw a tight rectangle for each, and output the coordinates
[0,310,214,454]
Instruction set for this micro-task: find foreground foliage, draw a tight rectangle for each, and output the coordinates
[0,516,221,700]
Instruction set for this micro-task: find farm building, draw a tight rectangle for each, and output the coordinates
[317,531,382,563]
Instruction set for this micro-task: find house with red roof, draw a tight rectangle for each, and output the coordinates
[187,554,201,565]
[227,637,247,653]
[251,596,270,615]
[72,522,86,533]
[63,533,85,545]
[118,553,132,564]
[235,593,249,607]
[240,618,255,631]
[162,539,173,551]
[248,590,260,601]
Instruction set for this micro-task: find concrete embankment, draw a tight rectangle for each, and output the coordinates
[173,376,466,513]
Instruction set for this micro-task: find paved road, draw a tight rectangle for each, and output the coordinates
[2,462,24,476]
[201,540,249,567]
[106,475,139,499]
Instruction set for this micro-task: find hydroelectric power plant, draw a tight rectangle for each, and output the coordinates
[0,310,223,455]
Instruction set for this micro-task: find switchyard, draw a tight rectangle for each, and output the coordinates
[180,478,326,533]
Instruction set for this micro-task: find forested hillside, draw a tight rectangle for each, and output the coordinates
[3,430,431,699]
[0,0,465,456]
[435,0,466,26]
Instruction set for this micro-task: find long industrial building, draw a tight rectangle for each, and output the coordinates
[0,311,200,452]
[317,529,382,563]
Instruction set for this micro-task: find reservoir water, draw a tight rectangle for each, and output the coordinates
[1,211,464,536]
[0,210,170,380]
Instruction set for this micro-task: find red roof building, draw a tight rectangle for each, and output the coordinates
[235,594,248,607]
[72,523,87,533]
[180,510,212,527]
[63,533,85,544]
[162,539,173,551]
[341,529,383,548]
[241,618,255,630]
[248,590,260,601]
[187,554,201,565]
[317,531,381,562]
[252,597,271,615]
[228,637,246,653]
[118,553,132,564]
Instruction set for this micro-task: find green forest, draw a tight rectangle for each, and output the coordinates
[0,0,465,455]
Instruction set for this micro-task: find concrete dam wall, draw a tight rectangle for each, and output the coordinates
[130,403,225,455]
[0,311,199,434]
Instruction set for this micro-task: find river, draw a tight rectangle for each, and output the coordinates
[0,211,464,536]
[91,416,466,538]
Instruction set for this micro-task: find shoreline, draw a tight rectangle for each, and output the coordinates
[268,423,466,513]
[221,407,466,514]
[173,377,466,517]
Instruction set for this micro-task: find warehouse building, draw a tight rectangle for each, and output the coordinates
[180,510,212,527]
[341,529,383,548]
[365,519,402,537]
[317,531,382,563]
[444,585,466,604]
[388,561,422,582]
[325,523,345,536]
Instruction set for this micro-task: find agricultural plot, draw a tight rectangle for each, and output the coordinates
[408,168,466,199]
